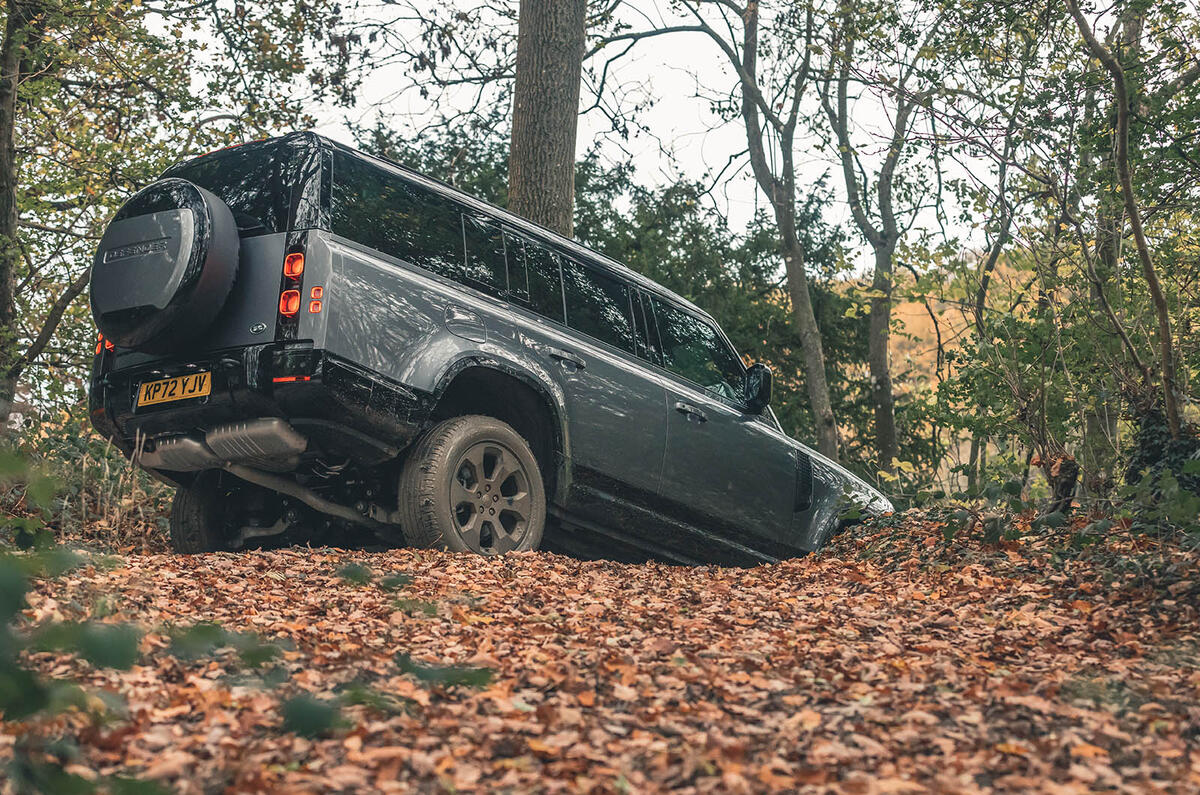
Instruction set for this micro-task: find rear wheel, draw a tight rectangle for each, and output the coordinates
[170,471,294,553]
[398,416,546,555]
[169,470,234,553]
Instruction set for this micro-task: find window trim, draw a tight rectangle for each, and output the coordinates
[459,212,513,297]
[324,141,754,393]
[163,139,289,238]
[498,227,567,323]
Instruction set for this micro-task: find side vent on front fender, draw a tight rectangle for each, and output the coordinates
[794,453,814,512]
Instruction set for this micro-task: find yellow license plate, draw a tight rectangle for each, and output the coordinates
[136,371,212,407]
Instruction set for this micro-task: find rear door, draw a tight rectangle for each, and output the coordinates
[551,256,666,503]
[650,297,801,542]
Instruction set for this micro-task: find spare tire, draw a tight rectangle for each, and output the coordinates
[91,178,239,353]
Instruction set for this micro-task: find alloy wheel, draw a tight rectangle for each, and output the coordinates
[450,440,533,554]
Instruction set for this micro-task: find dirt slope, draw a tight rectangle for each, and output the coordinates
[9,516,1200,793]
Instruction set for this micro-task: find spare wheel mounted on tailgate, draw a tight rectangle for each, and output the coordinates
[91,177,239,354]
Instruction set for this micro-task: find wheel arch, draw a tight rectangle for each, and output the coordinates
[429,357,571,505]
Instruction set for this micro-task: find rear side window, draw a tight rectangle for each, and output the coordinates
[166,142,285,236]
[561,259,635,354]
[330,150,463,277]
[461,211,509,292]
[506,234,566,323]
[652,299,744,401]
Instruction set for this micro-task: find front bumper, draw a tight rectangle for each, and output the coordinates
[89,343,430,473]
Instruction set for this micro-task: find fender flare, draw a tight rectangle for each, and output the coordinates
[429,353,573,504]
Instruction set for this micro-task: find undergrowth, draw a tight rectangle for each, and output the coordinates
[5,408,170,553]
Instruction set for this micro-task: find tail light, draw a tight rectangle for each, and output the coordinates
[283,252,305,278]
[279,290,301,316]
[277,247,305,333]
[276,245,325,334]
[95,333,114,355]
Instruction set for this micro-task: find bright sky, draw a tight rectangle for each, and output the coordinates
[306,1,982,272]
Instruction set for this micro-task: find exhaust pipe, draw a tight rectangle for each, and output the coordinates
[138,417,306,472]
[221,463,384,531]
[136,417,391,531]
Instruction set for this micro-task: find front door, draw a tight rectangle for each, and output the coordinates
[650,298,800,543]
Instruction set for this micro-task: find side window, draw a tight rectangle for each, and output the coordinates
[502,231,530,300]
[652,298,745,401]
[506,234,567,323]
[461,211,509,293]
[329,150,462,278]
[631,290,661,365]
[529,244,567,323]
[561,259,636,354]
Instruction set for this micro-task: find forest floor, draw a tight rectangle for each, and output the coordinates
[8,513,1200,793]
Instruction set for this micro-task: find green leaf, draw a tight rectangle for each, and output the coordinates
[77,623,141,670]
[23,547,85,578]
[0,661,50,719]
[393,598,437,617]
[33,622,141,670]
[337,563,372,586]
[20,761,96,795]
[236,640,282,669]
[395,653,493,688]
[281,694,344,738]
[1037,511,1068,529]
[981,516,1003,545]
[378,573,413,592]
[104,776,170,795]
[167,623,229,660]
[0,557,28,623]
[338,681,414,716]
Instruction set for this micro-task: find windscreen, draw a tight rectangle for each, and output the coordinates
[164,142,287,236]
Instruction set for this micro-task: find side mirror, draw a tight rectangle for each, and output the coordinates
[743,362,772,413]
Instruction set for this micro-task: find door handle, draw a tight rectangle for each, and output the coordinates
[674,401,708,422]
[548,348,586,371]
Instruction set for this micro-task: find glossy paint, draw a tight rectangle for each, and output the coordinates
[92,132,894,562]
[659,376,800,544]
[319,227,891,557]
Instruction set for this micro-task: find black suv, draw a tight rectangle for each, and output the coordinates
[88,132,890,565]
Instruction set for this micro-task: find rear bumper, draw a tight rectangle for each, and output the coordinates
[89,343,430,474]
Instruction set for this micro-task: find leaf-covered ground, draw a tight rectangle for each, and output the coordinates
[7,514,1200,793]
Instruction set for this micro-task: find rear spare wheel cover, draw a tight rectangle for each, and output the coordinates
[91,178,239,352]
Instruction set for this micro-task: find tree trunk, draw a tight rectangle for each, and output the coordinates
[782,238,839,459]
[967,435,981,493]
[733,3,839,460]
[0,2,36,422]
[508,0,586,237]
[1068,0,1181,438]
[1079,9,1143,496]
[869,244,899,471]
[1044,454,1080,515]
[1080,200,1122,496]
